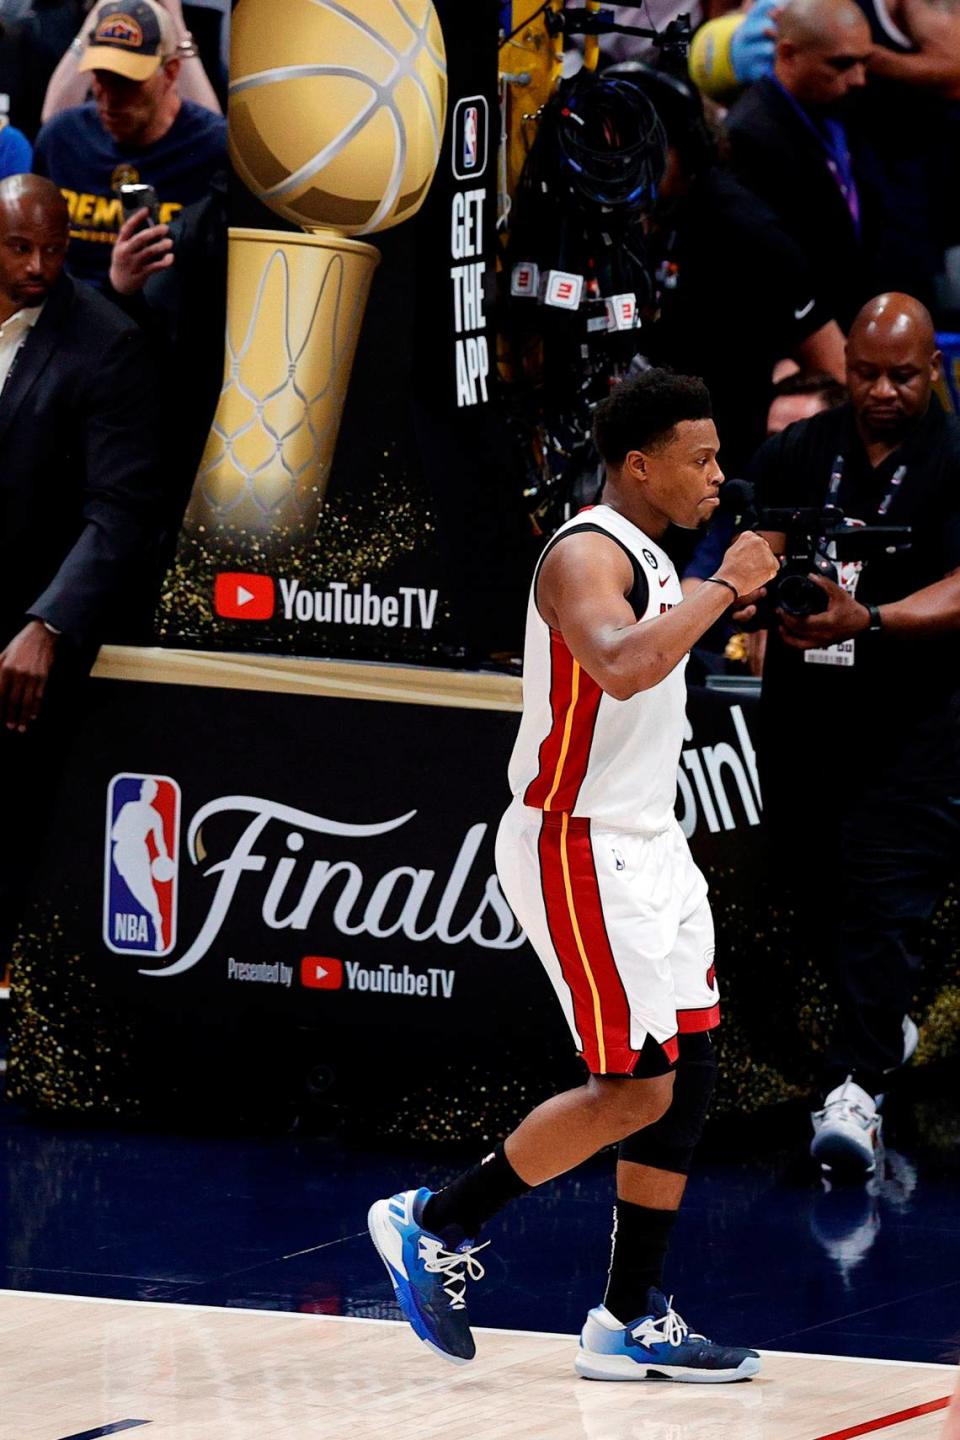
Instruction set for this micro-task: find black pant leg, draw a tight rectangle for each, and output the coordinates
[823,788,960,1094]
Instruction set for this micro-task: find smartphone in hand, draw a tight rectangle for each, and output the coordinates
[119,182,161,229]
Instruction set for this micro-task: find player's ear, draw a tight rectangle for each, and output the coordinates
[624,448,646,481]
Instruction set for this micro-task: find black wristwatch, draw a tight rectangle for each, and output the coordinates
[863,602,883,634]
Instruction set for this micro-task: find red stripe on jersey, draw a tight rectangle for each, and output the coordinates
[524,631,602,813]
[677,1003,721,1033]
[538,812,640,1075]
[662,1034,680,1064]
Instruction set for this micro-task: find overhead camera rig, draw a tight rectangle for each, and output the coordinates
[542,6,693,60]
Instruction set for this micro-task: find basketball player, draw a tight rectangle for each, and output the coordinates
[369,371,778,1379]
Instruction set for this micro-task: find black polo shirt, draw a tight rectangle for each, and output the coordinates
[645,170,832,479]
[750,400,960,792]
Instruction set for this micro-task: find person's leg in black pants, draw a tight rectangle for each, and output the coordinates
[823,783,960,1099]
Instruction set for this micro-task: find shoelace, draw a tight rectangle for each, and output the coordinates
[631,1297,706,1350]
[419,1236,490,1310]
[815,1085,876,1128]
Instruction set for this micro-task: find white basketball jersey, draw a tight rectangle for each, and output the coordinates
[507,505,687,833]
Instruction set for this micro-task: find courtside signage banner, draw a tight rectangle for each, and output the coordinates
[60,681,764,1035]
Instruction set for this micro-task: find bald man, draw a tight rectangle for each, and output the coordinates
[744,292,960,1177]
[724,0,883,329]
[0,171,162,971]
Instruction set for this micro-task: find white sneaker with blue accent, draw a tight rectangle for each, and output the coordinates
[575,1289,761,1382]
[367,1187,488,1364]
[810,1076,882,1176]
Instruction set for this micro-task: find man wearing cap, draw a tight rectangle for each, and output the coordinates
[32,0,225,291]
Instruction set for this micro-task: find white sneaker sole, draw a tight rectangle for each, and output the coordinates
[575,1351,761,1382]
[811,1121,880,1176]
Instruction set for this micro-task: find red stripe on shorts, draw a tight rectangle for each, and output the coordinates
[524,632,602,812]
[677,1002,721,1033]
[538,811,640,1075]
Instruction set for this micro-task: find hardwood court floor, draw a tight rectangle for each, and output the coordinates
[0,1290,954,1440]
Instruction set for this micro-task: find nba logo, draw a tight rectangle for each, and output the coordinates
[103,773,180,957]
[452,96,489,180]
[463,106,479,171]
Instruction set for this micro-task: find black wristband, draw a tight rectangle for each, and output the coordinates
[864,602,883,633]
[703,575,739,603]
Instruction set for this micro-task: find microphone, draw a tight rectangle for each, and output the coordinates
[717,478,757,532]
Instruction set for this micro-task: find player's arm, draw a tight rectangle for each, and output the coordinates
[538,530,778,700]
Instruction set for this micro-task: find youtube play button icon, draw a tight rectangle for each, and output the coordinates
[214,572,275,620]
[301,956,344,990]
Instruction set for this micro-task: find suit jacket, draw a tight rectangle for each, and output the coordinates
[724,77,882,330]
[0,273,162,660]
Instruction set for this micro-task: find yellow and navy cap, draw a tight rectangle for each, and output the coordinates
[78,0,177,82]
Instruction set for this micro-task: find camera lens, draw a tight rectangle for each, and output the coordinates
[777,573,829,617]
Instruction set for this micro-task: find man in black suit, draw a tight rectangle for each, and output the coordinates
[0,172,161,964]
[724,0,880,329]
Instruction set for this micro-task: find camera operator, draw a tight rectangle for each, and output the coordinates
[739,291,960,1177]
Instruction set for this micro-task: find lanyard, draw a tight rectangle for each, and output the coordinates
[826,453,845,503]
[826,452,907,517]
[772,79,861,236]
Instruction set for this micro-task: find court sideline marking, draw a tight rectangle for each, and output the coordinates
[1,1287,957,1372]
[813,1395,952,1440]
[54,1424,151,1439]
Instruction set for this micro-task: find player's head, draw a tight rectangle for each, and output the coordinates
[593,369,723,530]
[766,371,848,434]
[0,174,69,315]
[775,0,872,108]
[845,292,939,439]
[139,778,158,803]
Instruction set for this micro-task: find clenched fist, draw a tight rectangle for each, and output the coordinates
[714,530,780,601]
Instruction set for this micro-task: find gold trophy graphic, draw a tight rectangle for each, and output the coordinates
[166,0,447,631]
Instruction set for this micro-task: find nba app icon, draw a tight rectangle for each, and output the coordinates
[452,96,488,180]
[104,774,181,957]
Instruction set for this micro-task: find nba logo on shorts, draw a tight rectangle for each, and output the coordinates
[103,773,180,957]
[463,106,478,171]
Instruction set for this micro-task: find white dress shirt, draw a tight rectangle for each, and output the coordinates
[0,301,44,397]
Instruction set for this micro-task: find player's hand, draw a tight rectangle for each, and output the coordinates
[0,621,57,733]
[714,531,780,603]
[729,585,769,626]
[777,575,870,649]
[109,211,174,296]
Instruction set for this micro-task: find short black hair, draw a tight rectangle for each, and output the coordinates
[771,370,848,408]
[593,369,713,464]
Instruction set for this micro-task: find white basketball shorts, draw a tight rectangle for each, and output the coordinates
[495,797,720,1075]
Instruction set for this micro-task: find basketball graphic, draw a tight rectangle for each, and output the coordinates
[228,0,448,235]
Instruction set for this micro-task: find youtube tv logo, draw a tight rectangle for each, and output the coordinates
[214,573,275,621]
[301,956,343,990]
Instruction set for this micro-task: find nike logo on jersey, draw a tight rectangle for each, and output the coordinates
[658,575,671,588]
[794,297,815,320]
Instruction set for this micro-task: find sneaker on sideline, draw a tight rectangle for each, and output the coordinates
[811,1076,882,1176]
[367,1186,488,1364]
[575,1288,761,1382]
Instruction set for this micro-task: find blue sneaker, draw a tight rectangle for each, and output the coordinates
[575,1289,760,1382]
[367,1187,489,1364]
